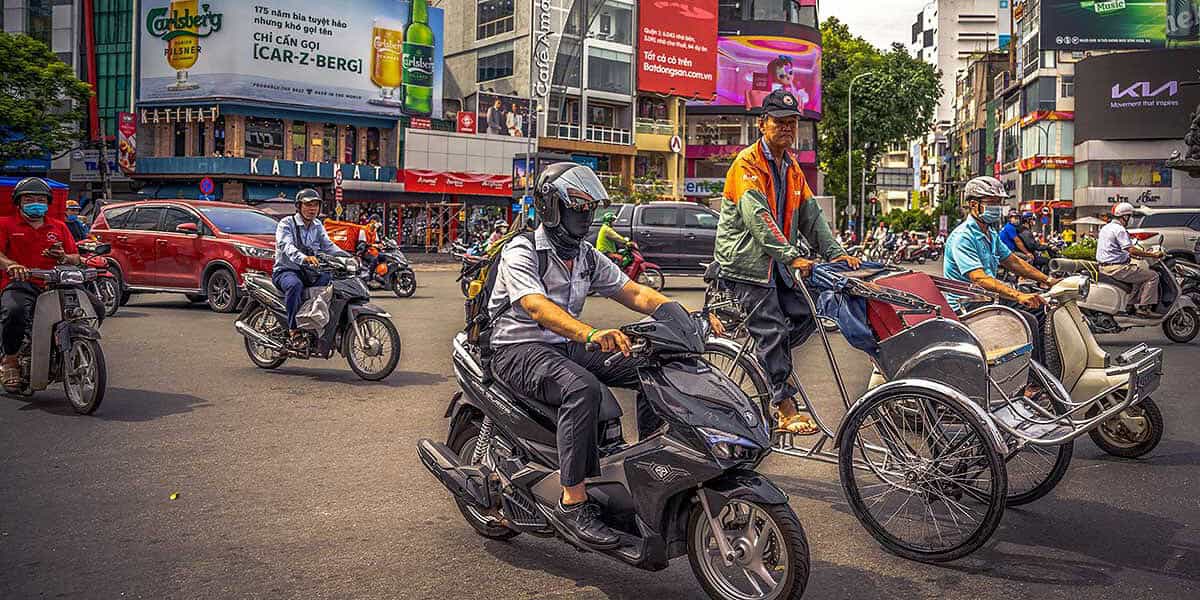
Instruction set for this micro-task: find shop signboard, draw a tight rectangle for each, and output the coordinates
[1042,0,1200,50]
[70,149,130,183]
[1018,156,1075,172]
[689,34,822,115]
[684,178,724,197]
[476,93,536,138]
[404,169,513,197]
[139,0,445,118]
[636,0,718,98]
[1075,49,1200,142]
[135,156,398,182]
[456,111,477,134]
[117,112,137,174]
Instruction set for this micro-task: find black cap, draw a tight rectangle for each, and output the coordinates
[761,89,803,118]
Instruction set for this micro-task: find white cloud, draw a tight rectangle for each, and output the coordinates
[823,0,930,51]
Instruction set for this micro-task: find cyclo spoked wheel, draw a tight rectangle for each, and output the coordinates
[838,387,1007,563]
[343,314,401,381]
[1001,393,1074,507]
[703,342,773,419]
[687,499,809,600]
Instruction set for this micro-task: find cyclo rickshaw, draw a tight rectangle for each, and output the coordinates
[702,263,1164,563]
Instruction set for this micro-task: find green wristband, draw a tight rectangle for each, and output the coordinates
[585,328,599,344]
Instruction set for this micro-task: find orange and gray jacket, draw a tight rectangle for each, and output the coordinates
[714,141,845,285]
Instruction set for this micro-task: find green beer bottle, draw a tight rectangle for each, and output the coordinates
[403,0,435,116]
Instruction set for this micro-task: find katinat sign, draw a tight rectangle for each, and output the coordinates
[1075,49,1200,142]
[637,0,718,98]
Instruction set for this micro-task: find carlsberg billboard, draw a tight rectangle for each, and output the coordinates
[139,0,444,118]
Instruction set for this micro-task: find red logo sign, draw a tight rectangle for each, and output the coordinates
[403,170,514,197]
[410,117,432,130]
[637,0,718,98]
[457,111,477,134]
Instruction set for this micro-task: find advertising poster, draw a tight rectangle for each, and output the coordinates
[1075,49,1200,142]
[476,93,536,138]
[636,0,718,98]
[139,0,444,118]
[1042,0,1200,49]
[117,112,137,174]
[692,35,822,115]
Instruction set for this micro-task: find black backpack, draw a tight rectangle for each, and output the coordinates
[464,231,594,371]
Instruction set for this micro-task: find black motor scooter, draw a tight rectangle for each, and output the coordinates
[361,240,417,298]
[234,255,401,381]
[418,303,810,600]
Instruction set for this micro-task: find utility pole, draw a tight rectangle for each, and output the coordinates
[96,116,112,206]
[848,71,874,241]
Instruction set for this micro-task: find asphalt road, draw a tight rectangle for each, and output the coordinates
[2,270,1198,599]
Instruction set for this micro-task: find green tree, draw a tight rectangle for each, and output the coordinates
[0,33,93,165]
[818,18,942,224]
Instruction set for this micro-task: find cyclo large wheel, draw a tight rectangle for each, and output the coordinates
[838,386,1007,563]
[63,338,106,415]
[1002,393,1074,507]
[687,498,809,600]
[703,341,773,419]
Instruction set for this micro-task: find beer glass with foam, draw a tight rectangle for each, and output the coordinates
[165,0,200,91]
[369,18,404,106]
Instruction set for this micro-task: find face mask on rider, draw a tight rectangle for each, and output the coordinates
[974,202,1005,227]
[559,208,593,240]
[21,202,49,219]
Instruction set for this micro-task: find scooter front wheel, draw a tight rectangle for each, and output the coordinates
[343,315,401,381]
[63,338,106,415]
[687,498,809,600]
[1163,308,1199,343]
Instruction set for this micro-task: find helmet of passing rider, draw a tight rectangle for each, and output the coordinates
[1112,202,1135,218]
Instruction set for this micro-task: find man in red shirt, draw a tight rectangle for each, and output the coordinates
[0,178,83,390]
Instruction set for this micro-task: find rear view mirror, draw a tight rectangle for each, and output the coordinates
[93,243,112,254]
[176,222,200,234]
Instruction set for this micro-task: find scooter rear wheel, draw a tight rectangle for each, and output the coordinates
[244,307,288,370]
[63,338,106,415]
[392,271,417,298]
[1163,308,1199,343]
[448,422,520,541]
[687,499,809,600]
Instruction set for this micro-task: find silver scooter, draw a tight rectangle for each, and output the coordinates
[2,266,107,414]
[1051,233,1200,343]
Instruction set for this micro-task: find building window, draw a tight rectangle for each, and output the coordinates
[587,48,632,95]
[588,1,633,45]
[794,121,816,152]
[589,103,617,128]
[638,97,668,122]
[173,123,187,157]
[290,123,307,162]
[213,116,226,155]
[690,115,743,146]
[365,128,381,165]
[751,0,813,26]
[635,152,667,179]
[478,43,514,82]
[244,118,284,159]
[196,121,207,157]
[477,0,514,40]
[1091,161,1173,188]
[343,126,358,164]
[1021,170,1056,201]
[1061,76,1074,98]
[27,0,52,47]
[321,124,337,161]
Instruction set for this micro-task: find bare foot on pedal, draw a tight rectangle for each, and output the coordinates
[776,402,819,435]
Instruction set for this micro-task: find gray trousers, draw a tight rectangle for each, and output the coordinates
[491,342,657,487]
[1101,263,1159,308]
[723,278,817,408]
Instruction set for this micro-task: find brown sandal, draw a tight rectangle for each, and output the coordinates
[776,414,820,436]
[2,363,22,392]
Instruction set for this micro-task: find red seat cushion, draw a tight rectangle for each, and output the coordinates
[866,272,960,341]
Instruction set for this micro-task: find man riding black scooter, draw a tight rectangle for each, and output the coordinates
[486,162,722,549]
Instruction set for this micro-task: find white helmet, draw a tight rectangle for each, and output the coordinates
[1112,202,1135,218]
[963,176,1009,201]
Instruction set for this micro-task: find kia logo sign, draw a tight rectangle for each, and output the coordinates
[1112,81,1179,99]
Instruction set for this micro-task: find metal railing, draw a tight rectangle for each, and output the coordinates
[635,119,675,136]
[587,125,632,145]
[545,123,582,140]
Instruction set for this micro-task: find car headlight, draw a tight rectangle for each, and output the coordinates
[235,244,275,259]
[697,427,762,461]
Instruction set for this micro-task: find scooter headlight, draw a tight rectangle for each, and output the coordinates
[697,427,762,462]
[58,270,85,286]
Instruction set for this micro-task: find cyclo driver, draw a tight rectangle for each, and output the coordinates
[0,178,85,391]
[488,162,721,550]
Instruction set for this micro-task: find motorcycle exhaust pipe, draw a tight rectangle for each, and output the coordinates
[234,320,284,351]
[417,438,491,508]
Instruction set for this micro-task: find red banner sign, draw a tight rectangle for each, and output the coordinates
[404,170,513,197]
[637,0,719,98]
[410,117,432,130]
[117,112,137,174]
[1018,155,1074,172]
[1020,110,1074,127]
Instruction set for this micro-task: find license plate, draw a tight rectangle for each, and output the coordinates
[1134,362,1162,399]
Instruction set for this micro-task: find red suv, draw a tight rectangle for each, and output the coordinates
[91,200,277,312]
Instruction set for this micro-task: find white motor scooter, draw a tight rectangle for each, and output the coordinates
[1051,233,1200,343]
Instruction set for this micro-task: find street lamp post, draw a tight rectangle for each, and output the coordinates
[848,71,875,241]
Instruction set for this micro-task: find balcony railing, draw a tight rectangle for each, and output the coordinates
[597,174,624,192]
[546,122,582,140]
[635,119,675,136]
[587,125,632,145]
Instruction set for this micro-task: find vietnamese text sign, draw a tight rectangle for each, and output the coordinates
[139,0,444,118]
[637,0,718,98]
[70,150,130,183]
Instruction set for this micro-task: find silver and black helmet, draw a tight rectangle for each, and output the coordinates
[533,162,610,227]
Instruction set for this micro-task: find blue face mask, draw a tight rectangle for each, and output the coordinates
[980,205,1005,227]
[21,202,49,218]
[67,214,79,222]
